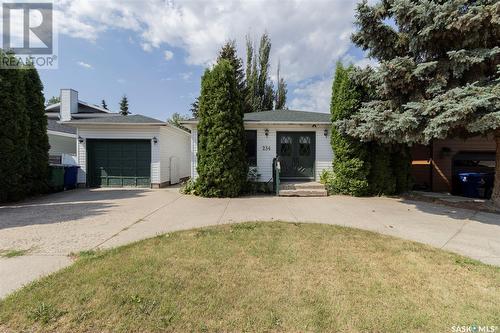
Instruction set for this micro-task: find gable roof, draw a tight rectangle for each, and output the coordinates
[64,114,165,125]
[244,110,330,123]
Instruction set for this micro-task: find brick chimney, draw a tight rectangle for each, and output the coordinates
[60,89,78,121]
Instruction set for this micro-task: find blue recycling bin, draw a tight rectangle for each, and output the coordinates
[457,172,493,198]
[63,165,80,190]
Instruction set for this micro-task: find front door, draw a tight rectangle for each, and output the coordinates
[276,132,315,179]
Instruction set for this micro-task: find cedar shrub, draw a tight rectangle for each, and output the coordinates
[196,59,247,197]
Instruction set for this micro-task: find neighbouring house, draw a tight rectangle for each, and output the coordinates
[46,89,118,164]
[183,110,333,183]
[64,114,191,189]
[411,135,496,197]
[46,88,191,188]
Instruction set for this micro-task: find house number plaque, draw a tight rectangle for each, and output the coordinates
[262,145,271,151]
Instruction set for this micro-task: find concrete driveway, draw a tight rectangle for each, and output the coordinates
[1,187,499,298]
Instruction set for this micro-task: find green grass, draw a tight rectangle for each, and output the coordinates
[0,222,499,332]
[0,248,30,258]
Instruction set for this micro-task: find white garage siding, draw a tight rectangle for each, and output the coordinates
[159,125,191,184]
[76,126,161,186]
[190,129,198,179]
[190,124,333,182]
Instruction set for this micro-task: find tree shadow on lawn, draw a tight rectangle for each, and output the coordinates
[399,196,500,227]
[0,189,150,230]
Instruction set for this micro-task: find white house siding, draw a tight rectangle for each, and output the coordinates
[190,124,333,182]
[76,126,161,186]
[159,125,191,184]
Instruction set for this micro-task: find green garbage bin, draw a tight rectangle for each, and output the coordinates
[48,165,65,192]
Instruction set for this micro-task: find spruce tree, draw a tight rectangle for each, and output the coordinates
[0,51,30,201]
[24,64,49,195]
[337,0,500,201]
[119,95,130,115]
[196,60,247,197]
[217,40,251,113]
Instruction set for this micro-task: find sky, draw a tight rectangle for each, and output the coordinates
[36,0,377,120]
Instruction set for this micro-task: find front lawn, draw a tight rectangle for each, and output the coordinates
[0,222,498,332]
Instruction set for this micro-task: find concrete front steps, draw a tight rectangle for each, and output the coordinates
[278,181,328,197]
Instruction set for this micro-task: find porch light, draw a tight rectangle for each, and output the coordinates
[152,137,158,144]
[324,129,328,137]
[265,129,269,137]
[78,136,84,143]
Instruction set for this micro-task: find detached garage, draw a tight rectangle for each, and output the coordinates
[65,115,190,188]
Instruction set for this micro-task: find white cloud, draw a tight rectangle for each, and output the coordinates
[54,0,370,111]
[180,72,192,81]
[289,77,332,112]
[141,43,153,52]
[163,50,174,61]
[77,61,93,69]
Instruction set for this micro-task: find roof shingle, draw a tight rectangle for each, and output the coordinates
[64,114,165,125]
[243,110,330,123]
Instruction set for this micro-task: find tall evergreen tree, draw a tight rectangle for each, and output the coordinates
[24,64,49,195]
[217,40,251,113]
[101,99,108,110]
[274,61,287,110]
[196,60,247,197]
[338,0,500,200]
[0,51,30,202]
[119,95,130,115]
[329,63,371,196]
[217,40,245,91]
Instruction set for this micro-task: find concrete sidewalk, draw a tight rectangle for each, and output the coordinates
[1,187,499,298]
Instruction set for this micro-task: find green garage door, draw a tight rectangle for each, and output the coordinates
[87,139,151,187]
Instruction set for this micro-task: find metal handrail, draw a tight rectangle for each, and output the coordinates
[273,157,281,196]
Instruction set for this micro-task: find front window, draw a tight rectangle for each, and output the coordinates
[245,130,257,167]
